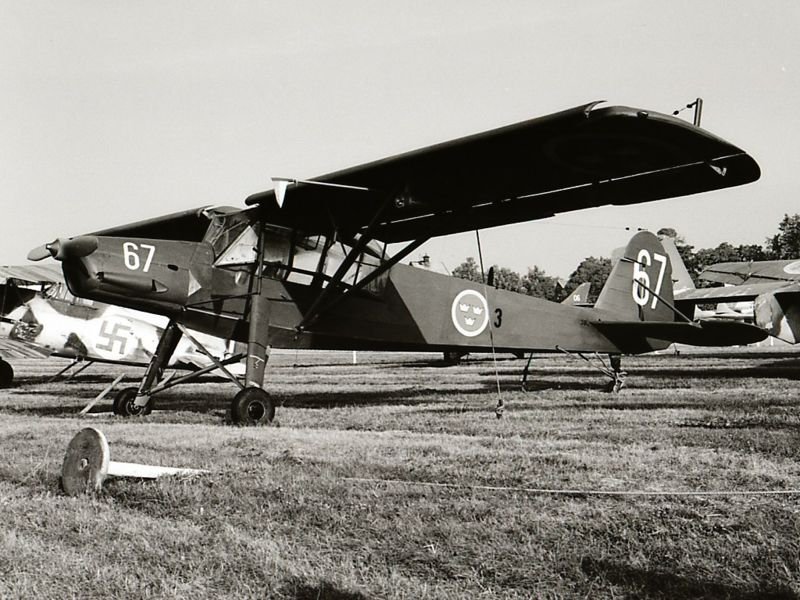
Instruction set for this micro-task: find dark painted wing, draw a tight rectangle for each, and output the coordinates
[246,102,760,242]
[700,260,800,285]
[90,206,242,241]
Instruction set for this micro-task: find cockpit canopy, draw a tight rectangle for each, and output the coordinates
[203,208,389,295]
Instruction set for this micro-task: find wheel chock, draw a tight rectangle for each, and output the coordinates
[61,427,207,496]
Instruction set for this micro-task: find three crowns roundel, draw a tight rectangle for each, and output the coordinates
[451,289,489,337]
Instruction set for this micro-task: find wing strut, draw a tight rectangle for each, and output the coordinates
[294,235,430,334]
[291,194,395,333]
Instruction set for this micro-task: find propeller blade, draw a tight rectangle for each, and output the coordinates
[27,244,54,262]
[27,236,97,262]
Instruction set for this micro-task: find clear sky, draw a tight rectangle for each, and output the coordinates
[2,1,798,278]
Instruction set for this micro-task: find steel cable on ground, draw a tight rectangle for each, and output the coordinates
[343,476,800,497]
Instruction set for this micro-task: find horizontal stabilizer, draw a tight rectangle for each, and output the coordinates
[593,319,767,347]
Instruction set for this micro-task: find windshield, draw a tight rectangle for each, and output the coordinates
[204,212,390,295]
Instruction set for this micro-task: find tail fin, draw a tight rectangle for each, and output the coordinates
[659,237,695,294]
[594,231,674,322]
[561,282,592,306]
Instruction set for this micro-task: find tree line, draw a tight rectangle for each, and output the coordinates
[452,214,800,303]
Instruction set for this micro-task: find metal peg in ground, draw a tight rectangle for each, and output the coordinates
[61,427,207,496]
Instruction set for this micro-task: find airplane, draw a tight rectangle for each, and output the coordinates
[669,252,800,344]
[28,101,763,424]
[0,264,244,395]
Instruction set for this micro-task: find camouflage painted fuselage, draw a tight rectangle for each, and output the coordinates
[60,235,669,356]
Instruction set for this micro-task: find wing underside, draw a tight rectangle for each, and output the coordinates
[677,282,798,304]
[48,103,760,247]
[246,102,760,242]
[701,260,800,285]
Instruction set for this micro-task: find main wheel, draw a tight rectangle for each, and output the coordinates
[443,351,465,365]
[0,360,13,388]
[112,387,152,417]
[231,387,274,426]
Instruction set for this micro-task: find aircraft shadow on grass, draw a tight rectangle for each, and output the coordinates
[280,580,369,600]
[2,385,491,417]
[489,359,800,384]
[580,556,798,600]
[6,356,800,418]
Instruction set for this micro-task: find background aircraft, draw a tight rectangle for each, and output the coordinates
[0,264,244,389]
[31,101,762,424]
[672,254,800,344]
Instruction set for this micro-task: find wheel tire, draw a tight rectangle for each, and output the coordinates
[443,351,465,365]
[112,387,152,417]
[0,360,13,388]
[231,387,274,426]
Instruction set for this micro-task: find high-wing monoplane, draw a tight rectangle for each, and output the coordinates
[0,265,244,392]
[30,101,762,424]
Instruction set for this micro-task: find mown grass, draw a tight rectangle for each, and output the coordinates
[1,350,799,598]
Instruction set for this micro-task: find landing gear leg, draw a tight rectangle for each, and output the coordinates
[231,278,274,426]
[554,346,627,393]
[604,353,626,393]
[0,359,13,387]
[520,352,535,392]
[113,320,183,417]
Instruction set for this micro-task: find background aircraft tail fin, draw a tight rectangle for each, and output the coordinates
[594,231,674,322]
[659,237,695,293]
[561,281,592,306]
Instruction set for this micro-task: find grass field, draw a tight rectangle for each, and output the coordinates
[1,350,799,599]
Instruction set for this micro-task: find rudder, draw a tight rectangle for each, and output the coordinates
[594,231,674,322]
[659,236,695,294]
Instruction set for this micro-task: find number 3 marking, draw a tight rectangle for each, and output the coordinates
[494,308,503,328]
[632,249,667,309]
[123,242,156,272]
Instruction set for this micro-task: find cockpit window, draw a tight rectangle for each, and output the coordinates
[205,214,390,296]
[205,212,254,260]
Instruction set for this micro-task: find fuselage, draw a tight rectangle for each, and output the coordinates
[56,211,669,356]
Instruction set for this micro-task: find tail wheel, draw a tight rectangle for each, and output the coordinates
[0,360,13,388]
[112,387,152,417]
[231,388,274,426]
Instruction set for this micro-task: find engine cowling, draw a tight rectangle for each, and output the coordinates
[753,289,800,344]
[59,236,215,316]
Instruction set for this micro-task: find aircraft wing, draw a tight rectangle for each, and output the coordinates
[0,264,63,285]
[0,337,52,359]
[594,319,768,347]
[700,260,800,285]
[89,206,242,241]
[676,282,799,304]
[245,102,760,242]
